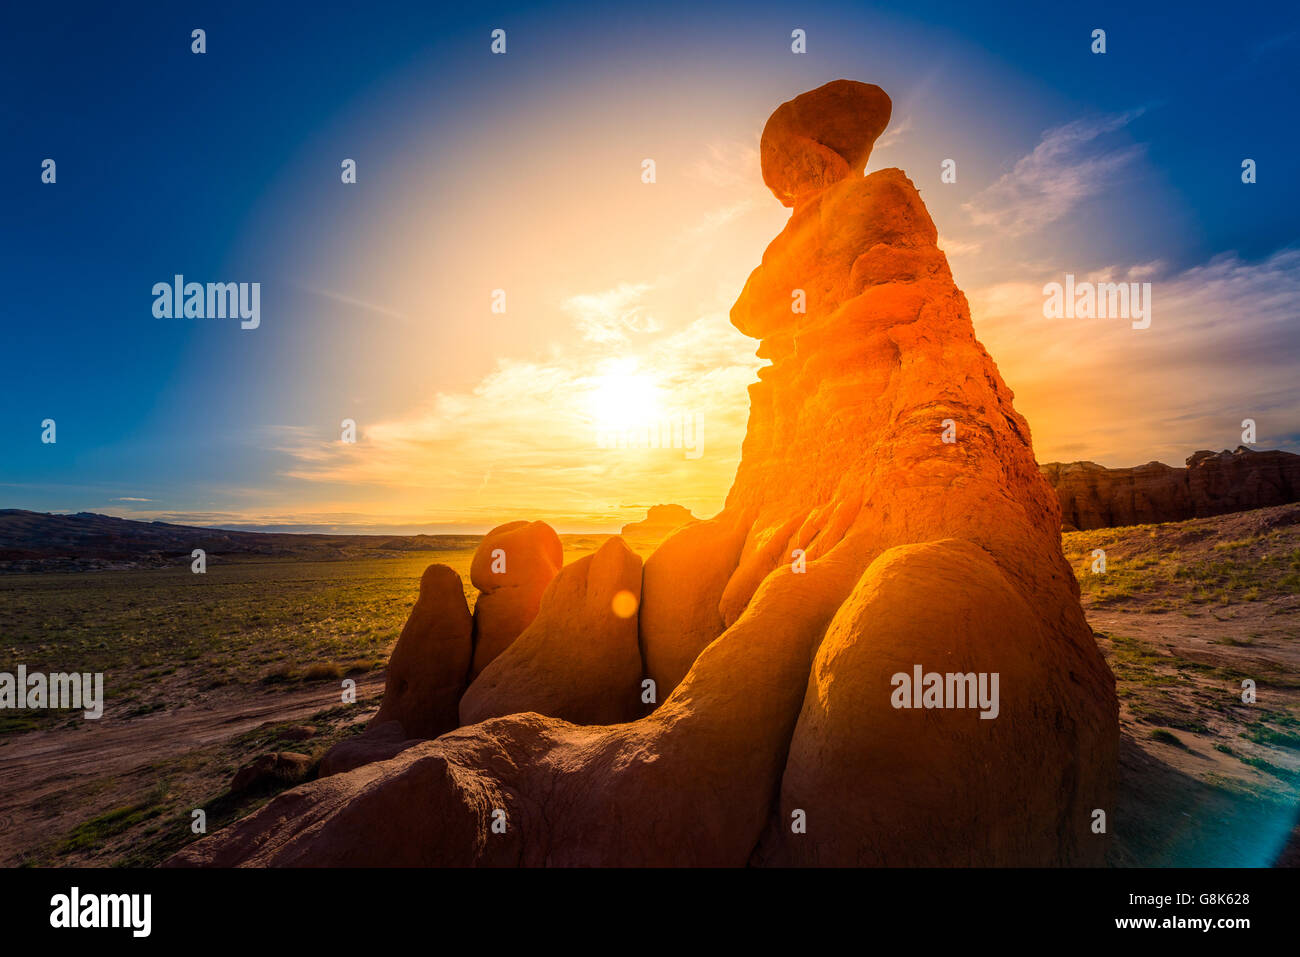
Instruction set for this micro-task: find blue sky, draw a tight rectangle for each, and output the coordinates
[2,0,1297,532]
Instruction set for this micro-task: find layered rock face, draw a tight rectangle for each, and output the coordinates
[1042,447,1300,531]
[169,80,1117,868]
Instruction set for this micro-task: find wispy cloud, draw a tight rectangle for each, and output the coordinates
[689,140,761,191]
[963,109,1146,237]
[874,113,913,152]
[967,247,1300,465]
[938,234,982,257]
[291,281,412,322]
[562,282,660,343]
[682,198,758,239]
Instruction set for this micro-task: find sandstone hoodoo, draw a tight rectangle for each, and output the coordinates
[169,80,1118,868]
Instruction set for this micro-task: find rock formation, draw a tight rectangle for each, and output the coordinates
[319,719,420,778]
[459,537,644,726]
[228,752,313,795]
[169,79,1117,868]
[638,515,747,697]
[369,563,472,738]
[468,521,562,677]
[1042,447,1300,531]
[318,563,470,776]
[619,504,696,540]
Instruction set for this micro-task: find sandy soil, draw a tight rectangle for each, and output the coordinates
[0,676,384,864]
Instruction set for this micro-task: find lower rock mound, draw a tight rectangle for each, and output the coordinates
[754,539,1111,865]
[316,563,470,776]
[638,515,747,698]
[459,537,645,726]
[168,533,869,866]
[468,521,562,678]
[318,720,421,778]
[228,752,314,796]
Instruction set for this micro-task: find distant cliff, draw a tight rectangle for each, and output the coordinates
[1040,447,1300,531]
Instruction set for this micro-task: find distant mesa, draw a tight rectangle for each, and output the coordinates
[1042,447,1300,531]
[620,504,696,539]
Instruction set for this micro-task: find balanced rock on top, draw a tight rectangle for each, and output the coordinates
[760,79,892,207]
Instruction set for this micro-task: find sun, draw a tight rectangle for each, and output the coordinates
[589,359,662,432]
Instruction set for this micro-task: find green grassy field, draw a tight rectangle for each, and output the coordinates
[0,538,636,736]
[1062,517,1300,609]
[1,553,454,734]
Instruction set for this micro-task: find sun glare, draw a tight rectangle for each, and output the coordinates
[589,359,662,432]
